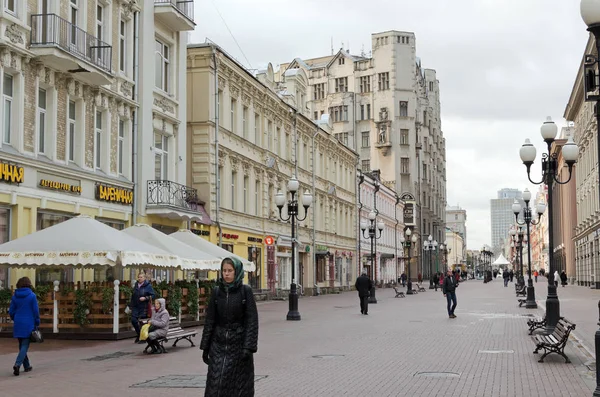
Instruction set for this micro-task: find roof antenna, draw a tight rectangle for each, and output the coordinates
[331,37,334,55]
[361,44,365,57]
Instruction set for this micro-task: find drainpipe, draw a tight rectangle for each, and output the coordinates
[312,125,318,295]
[357,169,364,277]
[131,10,139,226]
[395,194,400,283]
[212,46,222,247]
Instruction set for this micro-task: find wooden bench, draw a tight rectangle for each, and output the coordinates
[515,284,526,297]
[393,287,405,298]
[517,299,526,307]
[416,283,426,292]
[532,317,576,363]
[143,317,198,354]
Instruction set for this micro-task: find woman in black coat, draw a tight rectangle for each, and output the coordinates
[201,257,259,397]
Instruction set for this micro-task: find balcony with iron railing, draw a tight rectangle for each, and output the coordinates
[147,180,203,213]
[30,14,112,86]
[154,0,195,31]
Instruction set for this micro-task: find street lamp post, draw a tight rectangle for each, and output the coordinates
[481,246,491,282]
[519,117,579,333]
[513,188,546,309]
[361,210,384,304]
[424,235,438,289]
[275,176,313,321]
[578,3,600,395]
[509,226,525,287]
[400,228,418,295]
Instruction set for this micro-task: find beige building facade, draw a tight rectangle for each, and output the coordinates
[274,31,447,269]
[0,0,196,287]
[186,43,358,295]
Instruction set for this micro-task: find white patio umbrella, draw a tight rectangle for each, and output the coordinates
[169,229,256,272]
[492,254,510,267]
[121,224,221,271]
[0,215,179,268]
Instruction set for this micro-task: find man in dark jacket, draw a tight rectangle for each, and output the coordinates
[131,272,156,343]
[355,272,373,315]
[442,269,458,318]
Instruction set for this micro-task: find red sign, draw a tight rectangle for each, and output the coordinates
[265,236,274,246]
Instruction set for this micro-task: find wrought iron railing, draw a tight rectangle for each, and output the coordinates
[154,0,195,22]
[30,14,112,73]
[147,180,201,212]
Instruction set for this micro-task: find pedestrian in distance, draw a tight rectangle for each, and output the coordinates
[503,269,509,287]
[560,270,568,287]
[433,272,439,291]
[9,277,39,376]
[201,257,259,397]
[130,272,156,344]
[509,270,514,283]
[400,272,407,287]
[554,270,559,288]
[443,269,458,319]
[534,270,539,283]
[355,272,373,315]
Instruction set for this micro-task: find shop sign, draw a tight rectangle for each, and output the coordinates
[221,233,239,239]
[316,245,328,252]
[38,172,81,194]
[403,201,415,226]
[264,236,274,246]
[0,161,23,184]
[248,237,263,243]
[95,183,133,205]
[191,229,210,236]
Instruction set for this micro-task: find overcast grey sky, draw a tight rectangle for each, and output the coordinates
[190,0,590,252]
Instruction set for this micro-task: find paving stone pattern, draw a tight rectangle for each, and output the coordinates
[0,280,595,397]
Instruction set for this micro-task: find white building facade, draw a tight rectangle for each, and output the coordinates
[0,0,195,287]
[358,171,404,283]
[274,30,447,264]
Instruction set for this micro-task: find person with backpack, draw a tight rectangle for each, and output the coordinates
[201,257,259,397]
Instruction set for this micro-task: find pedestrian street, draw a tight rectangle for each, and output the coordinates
[0,279,594,397]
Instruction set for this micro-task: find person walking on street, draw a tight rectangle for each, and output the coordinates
[131,272,156,344]
[355,272,373,315]
[443,269,458,318]
[560,271,568,287]
[554,270,559,288]
[200,257,259,397]
[9,277,39,376]
[433,273,439,291]
[534,270,538,283]
[503,269,509,287]
[400,272,406,287]
[509,270,514,283]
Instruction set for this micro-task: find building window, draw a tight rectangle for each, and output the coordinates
[155,39,170,92]
[119,19,126,72]
[230,98,236,132]
[69,0,79,45]
[378,72,390,90]
[400,101,408,117]
[68,101,76,161]
[267,120,273,151]
[366,104,371,119]
[96,4,105,61]
[243,176,249,213]
[338,57,345,65]
[242,106,248,139]
[118,119,125,175]
[329,106,348,122]
[360,105,364,120]
[154,133,168,179]
[231,171,236,210]
[335,77,348,93]
[37,88,47,154]
[3,74,12,145]
[4,0,15,15]
[360,76,371,93]
[401,157,410,174]
[361,159,370,173]
[94,110,103,169]
[336,132,348,146]
[254,112,260,144]
[362,131,370,148]
[313,83,325,100]
[400,129,409,145]
[429,81,434,91]
[255,180,260,216]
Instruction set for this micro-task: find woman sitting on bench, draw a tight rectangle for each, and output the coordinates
[144,298,169,354]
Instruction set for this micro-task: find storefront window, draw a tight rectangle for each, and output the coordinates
[36,212,73,285]
[0,208,10,287]
[97,218,125,230]
[93,267,115,282]
[247,246,261,290]
[222,244,233,253]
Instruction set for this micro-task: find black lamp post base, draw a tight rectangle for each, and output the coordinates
[544,284,560,334]
[286,287,301,321]
[525,281,537,309]
[406,281,413,295]
[368,286,377,304]
[429,280,435,289]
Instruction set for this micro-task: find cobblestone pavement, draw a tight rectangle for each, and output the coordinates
[0,280,595,397]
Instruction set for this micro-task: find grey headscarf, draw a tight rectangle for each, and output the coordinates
[155,298,166,312]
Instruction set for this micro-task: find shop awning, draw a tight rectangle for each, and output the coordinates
[121,224,221,271]
[0,215,180,267]
[169,229,256,272]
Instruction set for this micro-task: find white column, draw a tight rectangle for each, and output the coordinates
[112,280,120,334]
[52,280,59,333]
